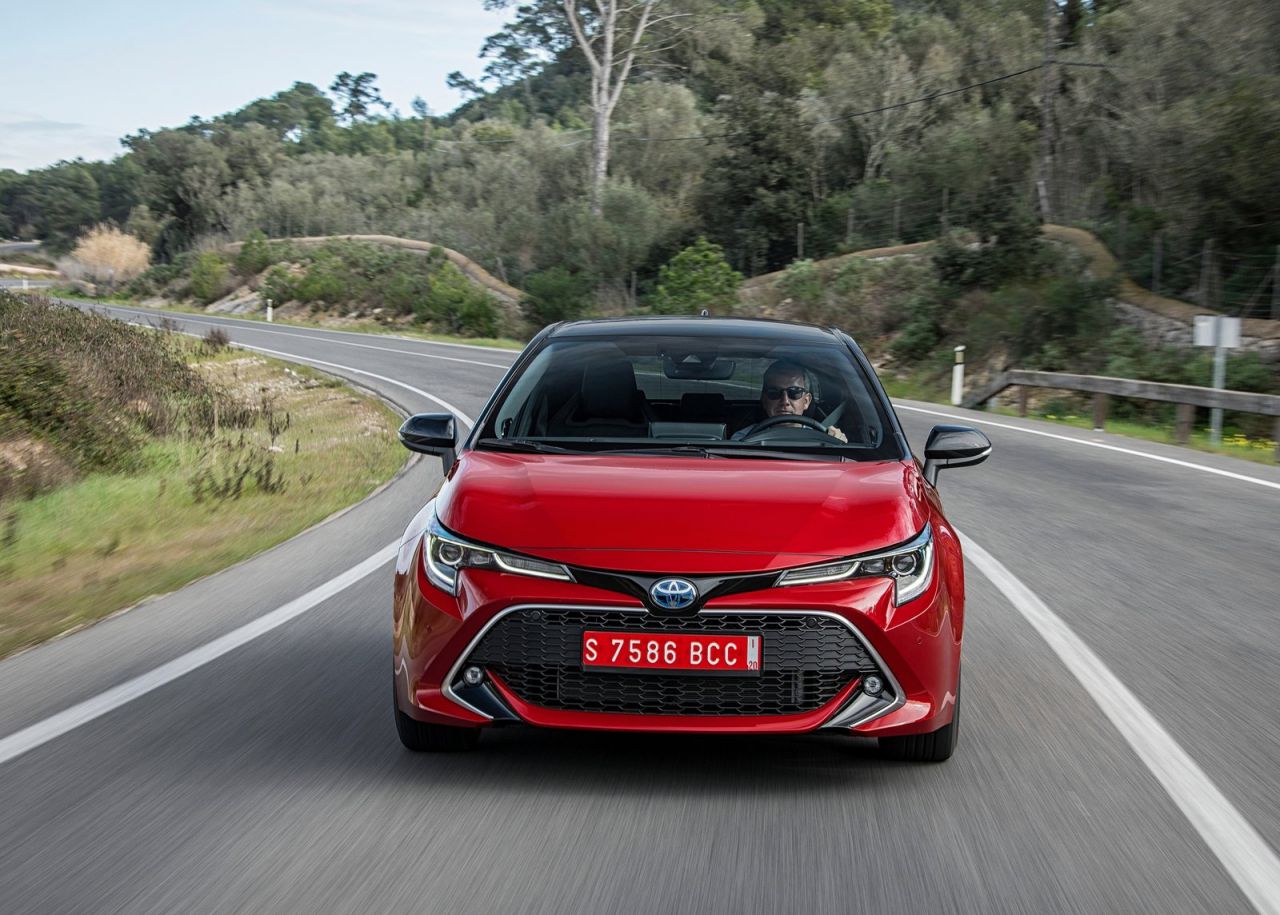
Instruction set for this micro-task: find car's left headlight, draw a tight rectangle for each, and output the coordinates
[421,512,573,595]
[776,523,934,606]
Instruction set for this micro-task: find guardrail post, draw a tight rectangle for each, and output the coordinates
[1018,386,1029,417]
[1174,403,1194,445]
[1092,393,1109,432]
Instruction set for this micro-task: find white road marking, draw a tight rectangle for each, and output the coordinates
[0,336,480,767]
[25,300,1280,910]
[0,544,398,766]
[124,319,479,428]
[108,303,513,369]
[898,403,1280,492]
[228,341,478,427]
[963,534,1280,915]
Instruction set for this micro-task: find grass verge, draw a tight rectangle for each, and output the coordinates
[881,374,1278,466]
[0,345,406,659]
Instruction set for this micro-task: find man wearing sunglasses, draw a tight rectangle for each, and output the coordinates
[732,360,848,442]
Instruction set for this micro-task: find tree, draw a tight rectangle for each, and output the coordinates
[652,237,742,314]
[560,1,661,214]
[329,71,391,124]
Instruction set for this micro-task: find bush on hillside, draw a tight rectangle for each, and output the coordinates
[651,238,742,315]
[0,293,246,499]
[523,266,592,329]
[188,253,231,303]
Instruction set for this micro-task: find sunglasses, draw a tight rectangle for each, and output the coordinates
[763,385,809,401]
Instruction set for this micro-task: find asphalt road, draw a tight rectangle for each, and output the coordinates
[2,301,1279,914]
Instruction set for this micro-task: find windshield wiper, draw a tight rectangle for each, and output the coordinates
[595,445,837,462]
[475,438,581,454]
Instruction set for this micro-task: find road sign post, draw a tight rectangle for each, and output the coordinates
[266,298,273,323]
[1193,315,1241,446]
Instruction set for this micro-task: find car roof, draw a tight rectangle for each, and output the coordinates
[549,315,846,345]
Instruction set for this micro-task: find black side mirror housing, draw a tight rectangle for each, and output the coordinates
[922,424,991,486]
[399,413,457,473]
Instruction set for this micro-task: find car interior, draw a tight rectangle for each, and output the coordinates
[493,341,885,447]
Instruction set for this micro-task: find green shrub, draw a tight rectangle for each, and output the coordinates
[417,262,498,336]
[259,264,296,305]
[651,238,742,315]
[522,266,591,328]
[235,230,274,277]
[776,259,824,321]
[188,253,230,304]
[294,257,350,305]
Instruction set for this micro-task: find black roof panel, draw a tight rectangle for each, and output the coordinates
[550,316,842,344]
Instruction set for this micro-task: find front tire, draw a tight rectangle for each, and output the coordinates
[393,683,481,752]
[879,672,960,762]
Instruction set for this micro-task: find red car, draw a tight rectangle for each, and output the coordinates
[392,317,990,761]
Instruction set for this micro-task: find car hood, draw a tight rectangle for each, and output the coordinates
[435,451,926,574]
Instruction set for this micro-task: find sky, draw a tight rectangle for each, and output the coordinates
[0,0,511,173]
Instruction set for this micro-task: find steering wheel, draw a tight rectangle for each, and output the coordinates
[741,414,828,440]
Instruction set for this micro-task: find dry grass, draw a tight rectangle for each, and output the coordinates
[0,349,405,659]
[64,225,151,291]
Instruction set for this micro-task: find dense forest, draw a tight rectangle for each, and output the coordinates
[2,0,1278,318]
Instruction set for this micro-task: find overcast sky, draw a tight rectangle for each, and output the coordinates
[1,0,510,173]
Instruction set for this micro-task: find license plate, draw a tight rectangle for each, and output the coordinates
[582,631,762,673]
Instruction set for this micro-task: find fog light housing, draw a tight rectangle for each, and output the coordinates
[863,675,884,696]
[462,666,484,687]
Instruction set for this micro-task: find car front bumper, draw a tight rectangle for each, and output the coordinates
[393,538,961,738]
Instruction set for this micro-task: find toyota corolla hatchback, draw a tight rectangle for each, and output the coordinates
[392,317,990,761]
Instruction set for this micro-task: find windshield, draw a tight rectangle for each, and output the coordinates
[478,334,900,461]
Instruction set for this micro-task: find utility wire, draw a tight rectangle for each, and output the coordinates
[430,63,1047,149]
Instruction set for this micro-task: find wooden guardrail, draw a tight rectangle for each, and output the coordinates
[963,370,1280,460]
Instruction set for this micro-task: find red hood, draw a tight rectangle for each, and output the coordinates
[435,451,926,575]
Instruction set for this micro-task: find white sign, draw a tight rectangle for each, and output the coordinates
[1193,315,1241,348]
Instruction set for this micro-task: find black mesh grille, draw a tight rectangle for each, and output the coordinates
[466,607,878,716]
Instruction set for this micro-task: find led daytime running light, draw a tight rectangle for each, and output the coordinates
[422,514,573,595]
[775,524,934,606]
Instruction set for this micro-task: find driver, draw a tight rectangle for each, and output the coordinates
[732,360,847,442]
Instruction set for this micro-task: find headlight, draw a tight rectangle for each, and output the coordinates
[421,513,573,595]
[776,524,934,606]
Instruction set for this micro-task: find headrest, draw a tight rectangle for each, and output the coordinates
[580,361,640,419]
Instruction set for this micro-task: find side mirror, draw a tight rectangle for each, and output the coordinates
[398,413,457,473]
[922,424,991,487]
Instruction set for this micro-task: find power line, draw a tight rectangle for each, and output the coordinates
[616,64,1047,144]
[430,63,1047,151]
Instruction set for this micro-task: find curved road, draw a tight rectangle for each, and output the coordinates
[2,302,1279,913]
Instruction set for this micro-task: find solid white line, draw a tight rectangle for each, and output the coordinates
[0,544,399,767]
[963,534,1280,915]
[0,326,481,766]
[898,403,1280,492]
[105,303,513,369]
[121,321,478,426]
[230,341,479,427]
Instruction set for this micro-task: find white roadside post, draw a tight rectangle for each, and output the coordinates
[950,345,966,406]
[266,297,273,323]
[1193,315,1241,446]
[21,278,28,291]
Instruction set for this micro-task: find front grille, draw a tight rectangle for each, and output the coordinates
[465,607,879,716]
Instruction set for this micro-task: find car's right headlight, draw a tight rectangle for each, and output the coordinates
[776,524,934,605]
[421,512,573,595]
